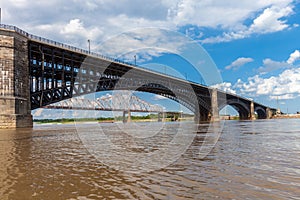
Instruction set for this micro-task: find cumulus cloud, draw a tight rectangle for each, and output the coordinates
[171,0,293,29]
[270,94,296,100]
[249,5,293,33]
[96,28,185,61]
[257,50,300,74]
[212,82,237,94]
[287,50,300,64]
[236,67,300,100]
[202,3,295,43]
[61,19,101,39]
[225,57,254,70]
[258,58,291,74]
[1,0,297,53]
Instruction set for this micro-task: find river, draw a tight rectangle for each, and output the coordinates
[0,119,299,199]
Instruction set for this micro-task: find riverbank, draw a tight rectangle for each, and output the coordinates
[33,117,195,125]
[272,114,300,119]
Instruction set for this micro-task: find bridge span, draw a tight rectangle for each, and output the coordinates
[0,24,276,128]
[42,92,165,123]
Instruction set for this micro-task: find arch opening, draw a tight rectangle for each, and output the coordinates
[219,99,251,120]
[255,107,267,119]
[219,105,239,120]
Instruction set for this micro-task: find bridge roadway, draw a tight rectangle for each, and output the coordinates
[0,24,276,128]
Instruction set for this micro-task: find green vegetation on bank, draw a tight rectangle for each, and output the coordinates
[33,114,160,124]
[33,117,114,124]
[33,113,195,124]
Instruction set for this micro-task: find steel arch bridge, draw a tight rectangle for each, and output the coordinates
[0,25,276,128]
[43,92,164,113]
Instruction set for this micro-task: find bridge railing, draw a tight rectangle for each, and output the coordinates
[0,24,109,59]
[0,24,208,86]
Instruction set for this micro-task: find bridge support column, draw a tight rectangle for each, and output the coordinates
[122,110,131,123]
[250,101,256,120]
[127,110,131,123]
[266,108,272,119]
[210,88,220,122]
[122,111,126,123]
[0,29,32,128]
[158,112,165,122]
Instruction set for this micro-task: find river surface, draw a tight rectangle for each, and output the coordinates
[0,119,299,200]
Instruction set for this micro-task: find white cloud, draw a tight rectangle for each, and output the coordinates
[258,58,291,74]
[1,0,296,52]
[270,94,296,100]
[257,50,300,74]
[236,67,300,100]
[171,0,293,29]
[249,6,293,33]
[60,19,103,42]
[95,28,191,61]
[212,82,237,94]
[225,57,254,70]
[202,3,295,43]
[287,50,300,64]
[61,19,85,35]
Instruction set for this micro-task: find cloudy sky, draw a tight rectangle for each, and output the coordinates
[1,0,300,115]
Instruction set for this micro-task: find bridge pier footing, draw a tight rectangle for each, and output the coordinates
[122,110,131,123]
[158,112,165,122]
[266,108,272,119]
[250,101,256,120]
[211,88,220,122]
[0,29,32,128]
[0,114,33,129]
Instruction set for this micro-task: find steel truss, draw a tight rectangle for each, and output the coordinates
[29,41,273,120]
[44,91,163,113]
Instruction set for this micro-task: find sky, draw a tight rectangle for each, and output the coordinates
[1,0,300,117]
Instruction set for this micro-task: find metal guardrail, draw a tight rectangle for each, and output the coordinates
[0,24,126,63]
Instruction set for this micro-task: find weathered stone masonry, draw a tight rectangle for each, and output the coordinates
[0,29,32,128]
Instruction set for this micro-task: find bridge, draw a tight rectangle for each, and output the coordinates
[0,24,276,128]
[41,92,165,122]
[40,93,190,123]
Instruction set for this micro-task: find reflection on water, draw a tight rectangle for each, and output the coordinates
[0,119,299,199]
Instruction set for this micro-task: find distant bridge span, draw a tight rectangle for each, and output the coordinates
[43,92,164,113]
[0,24,276,128]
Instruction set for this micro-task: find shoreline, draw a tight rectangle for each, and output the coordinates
[272,114,300,119]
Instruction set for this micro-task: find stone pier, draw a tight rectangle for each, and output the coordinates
[158,112,165,122]
[250,101,256,120]
[0,29,32,128]
[210,88,220,122]
[266,108,273,119]
[122,110,131,123]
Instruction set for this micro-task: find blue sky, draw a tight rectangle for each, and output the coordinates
[1,0,300,117]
